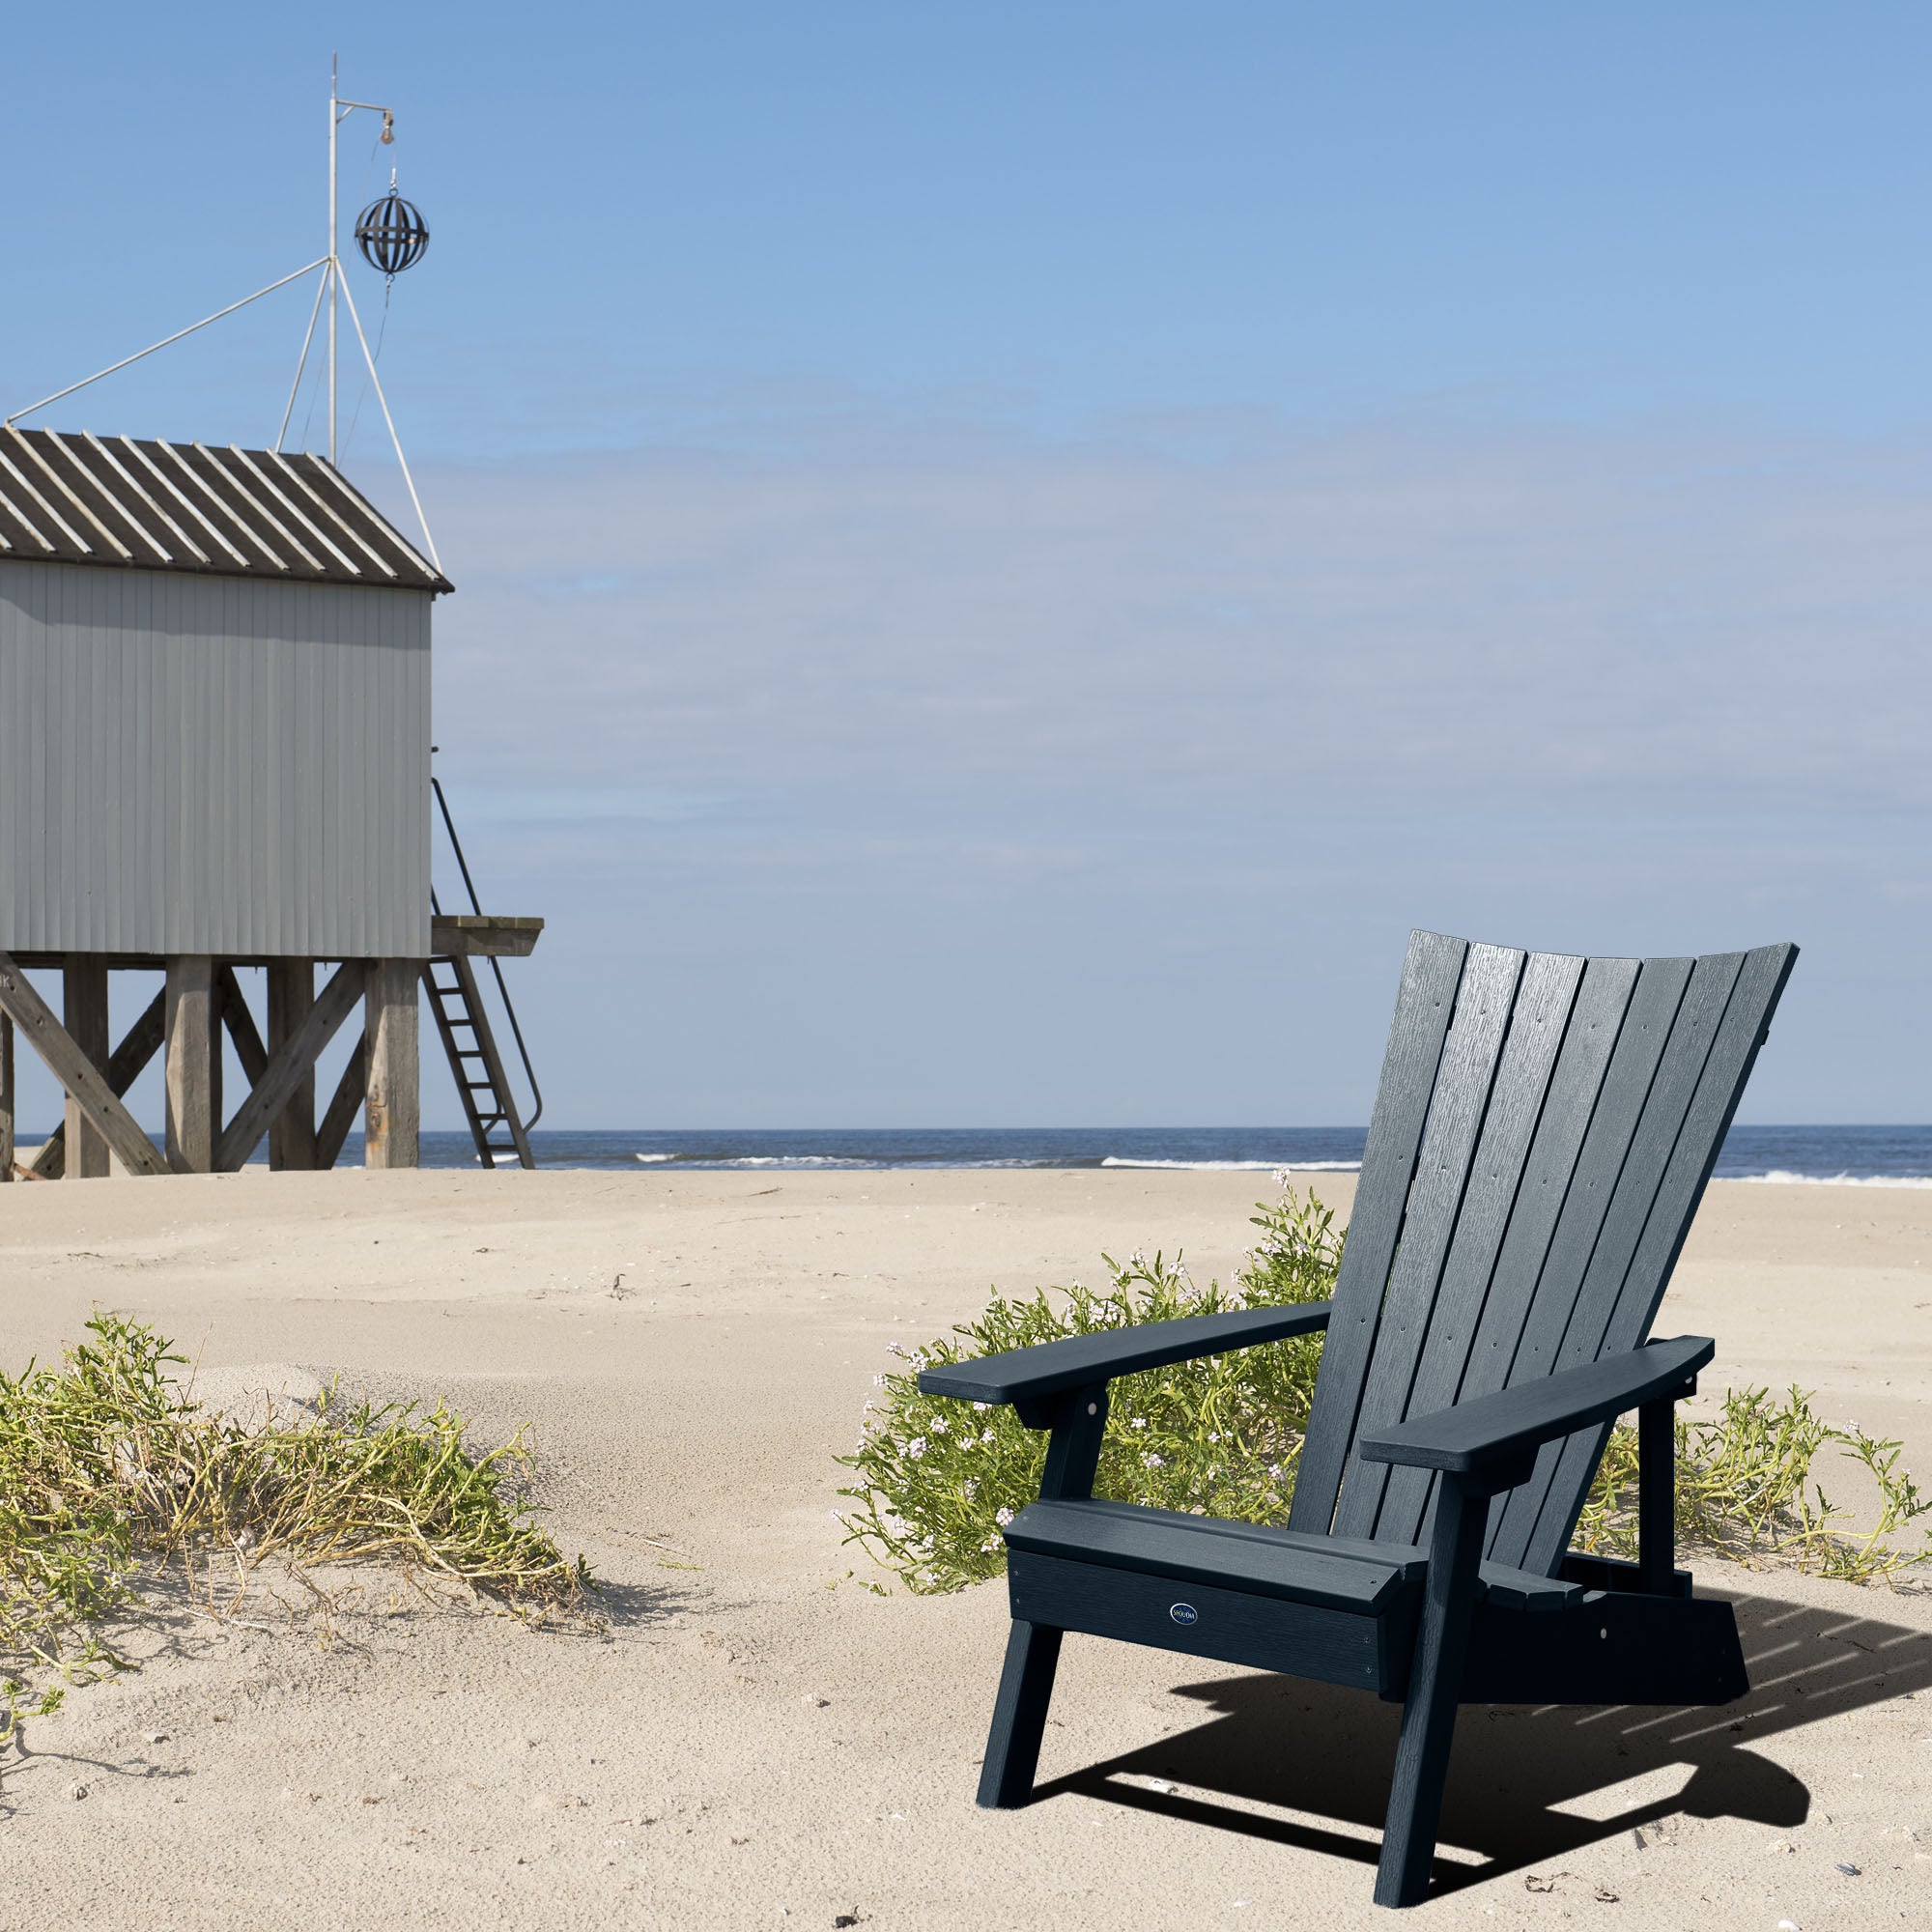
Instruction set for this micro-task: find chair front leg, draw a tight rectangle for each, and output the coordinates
[978,1619,1064,1806]
[977,1381,1110,1808]
[1375,1472,1492,1908]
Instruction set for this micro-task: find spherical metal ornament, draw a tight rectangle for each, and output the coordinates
[354,192,430,275]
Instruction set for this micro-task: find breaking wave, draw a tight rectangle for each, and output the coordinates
[1099,1156,1362,1173]
[1729,1169,1932,1189]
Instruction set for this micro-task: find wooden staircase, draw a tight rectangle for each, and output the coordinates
[426,777,543,1170]
[423,941,534,1169]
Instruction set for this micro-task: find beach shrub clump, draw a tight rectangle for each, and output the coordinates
[838,1183,1932,1592]
[1576,1384,1932,1584]
[837,1185,1340,1592]
[1,1312,594,1711]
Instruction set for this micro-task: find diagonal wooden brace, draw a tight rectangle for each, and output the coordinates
[216,965,270,1085]
[0,951,167,1177]
[215,962,364,1173]
[31,988,167,1179]
[316,1033,368,1171]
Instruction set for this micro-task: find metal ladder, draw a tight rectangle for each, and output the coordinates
[427,778,543,1169]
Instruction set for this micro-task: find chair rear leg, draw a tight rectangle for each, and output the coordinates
[1375,1476,1490,1908]
[978,1619,1064,1808]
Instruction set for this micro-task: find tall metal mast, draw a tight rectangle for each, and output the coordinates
[1,57,435,572]
[328,54,396,466]
[329,56,338,464]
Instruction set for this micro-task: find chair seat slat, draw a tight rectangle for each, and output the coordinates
[1009,1498,1420,1612]
[1005,1497,1585,1616]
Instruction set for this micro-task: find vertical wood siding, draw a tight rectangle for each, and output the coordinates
[0,562,431,956]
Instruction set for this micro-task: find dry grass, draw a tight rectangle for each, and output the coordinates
[1576,1383,1932,1583]
[1,1312,595,1732]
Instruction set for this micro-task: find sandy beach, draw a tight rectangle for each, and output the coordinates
[2,1166,1929,1929]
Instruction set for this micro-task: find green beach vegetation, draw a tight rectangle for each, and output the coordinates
[838,1183,1932,1593]
[1,1312,593,1739]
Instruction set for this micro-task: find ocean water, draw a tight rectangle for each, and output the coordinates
[389,1123,1932,1185]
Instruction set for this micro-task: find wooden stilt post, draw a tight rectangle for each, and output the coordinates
[364,959,420,1169]
[215,963,361,1172]
[165,956,219,1174]
[0,1010,14,1181]
[31,987,166,1180]
[63,954,111,1179]
[267,959,318,1170]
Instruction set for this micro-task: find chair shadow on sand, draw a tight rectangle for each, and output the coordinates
[1036,1587,1932,1893]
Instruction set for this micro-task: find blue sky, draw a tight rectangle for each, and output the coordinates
[3,5,1929,1126]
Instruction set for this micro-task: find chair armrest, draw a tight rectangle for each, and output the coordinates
[1358,1335,1713,1479]
[917,1303,1333,1420]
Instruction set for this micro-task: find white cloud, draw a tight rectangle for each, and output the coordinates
[391,417,1932,1124]
[424,423,1932,822]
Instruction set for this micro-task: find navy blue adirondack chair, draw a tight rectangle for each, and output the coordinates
[919,933,1796,1908]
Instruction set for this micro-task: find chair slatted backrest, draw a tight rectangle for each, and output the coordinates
[1286,930,1796,1575]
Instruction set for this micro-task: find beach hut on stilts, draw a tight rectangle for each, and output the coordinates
[0,65,543,1182]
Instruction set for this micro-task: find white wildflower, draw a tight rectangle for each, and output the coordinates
[980,1430,996,1445]
[973,1402,990,1412]
[1143,1453,1166,1470]
[906,1436,926,1460]
[995,1507,1015,1527]
[930,1416,950,1435]
[1131,1418,1149,1431]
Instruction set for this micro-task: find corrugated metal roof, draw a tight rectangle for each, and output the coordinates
[0,427,452,593]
